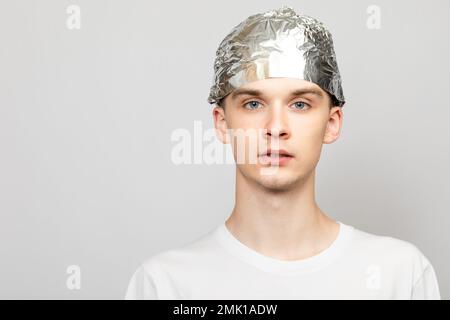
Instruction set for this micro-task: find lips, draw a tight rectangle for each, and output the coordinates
[258,149,294,166]
[258,149,293,157]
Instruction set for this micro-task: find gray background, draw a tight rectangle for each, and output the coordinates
[0,0,449,299]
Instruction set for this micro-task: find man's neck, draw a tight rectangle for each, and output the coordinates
[225,168,340,261]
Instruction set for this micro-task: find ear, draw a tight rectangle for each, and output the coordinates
[323,106,343,144]
[212,106,230,144]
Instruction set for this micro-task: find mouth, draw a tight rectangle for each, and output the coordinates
[258,149,294,158]
[258,149,294,165]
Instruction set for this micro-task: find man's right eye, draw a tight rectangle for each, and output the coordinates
[243,100,262,110]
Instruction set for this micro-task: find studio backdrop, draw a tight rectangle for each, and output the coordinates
[0,0,449,299]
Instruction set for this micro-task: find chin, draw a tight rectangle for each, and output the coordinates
[256,173,300,192]
[237,163,308,192]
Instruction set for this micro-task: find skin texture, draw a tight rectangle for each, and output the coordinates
[212,77,344,261]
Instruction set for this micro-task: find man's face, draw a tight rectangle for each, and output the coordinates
[213,77,343,192]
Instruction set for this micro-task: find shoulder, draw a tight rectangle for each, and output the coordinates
[125,227,221,299]
[127,226,221,290]
[348,225,434,283]
[141,226,221,271]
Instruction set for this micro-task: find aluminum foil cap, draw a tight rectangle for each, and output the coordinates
[207,5,345,107]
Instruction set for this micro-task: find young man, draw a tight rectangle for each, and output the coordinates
[125,6,440,299]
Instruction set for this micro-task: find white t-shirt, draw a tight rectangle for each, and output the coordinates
[125,221,441,299]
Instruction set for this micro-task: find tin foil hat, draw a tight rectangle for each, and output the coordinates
[207,5,345,107]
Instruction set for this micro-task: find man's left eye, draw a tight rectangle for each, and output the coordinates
[292,101,310,110]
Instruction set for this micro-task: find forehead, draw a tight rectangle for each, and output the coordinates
[228,77,326,100]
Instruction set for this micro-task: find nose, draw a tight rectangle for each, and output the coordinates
[263,104,290,140]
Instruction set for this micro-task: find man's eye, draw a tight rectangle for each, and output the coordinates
[243,100,310,110]
[291,101,310,110]
[243,100,262,110]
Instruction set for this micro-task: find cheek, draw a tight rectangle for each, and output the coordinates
[297,113,328,137]
[300,124,326,142]
[294,122,327,157]
[229,113,259,129]
[227,116,264,151]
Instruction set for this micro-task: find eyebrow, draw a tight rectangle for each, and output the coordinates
[230,87,324,101]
